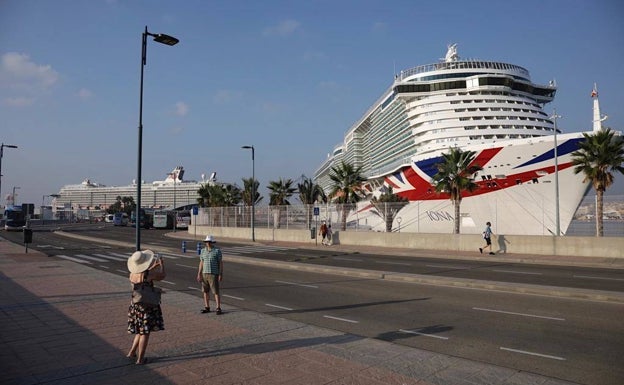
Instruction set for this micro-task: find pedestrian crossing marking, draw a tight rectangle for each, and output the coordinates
[52,245,296,264]
[56,255,92,264]
[75,254,109,262]
[93,253,127,261]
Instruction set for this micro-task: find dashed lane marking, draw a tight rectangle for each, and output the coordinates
[500,347,566,361]
[473,307,565,321]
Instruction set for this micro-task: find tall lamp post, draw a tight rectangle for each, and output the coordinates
[241,145,255,242]
[551,110,561,236]
[0,143,18,208]
[168,172,177,232]
[136,26,179,251]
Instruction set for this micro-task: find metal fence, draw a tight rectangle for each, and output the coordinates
[193,195,624,237]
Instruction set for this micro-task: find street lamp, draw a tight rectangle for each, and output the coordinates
[168,172,177,232]
[0,143,18,208]
[551,110,562,236]
[136,26,179,251]
[241,145,255,241]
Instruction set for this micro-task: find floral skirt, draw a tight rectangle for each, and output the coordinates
[127,302,164,335]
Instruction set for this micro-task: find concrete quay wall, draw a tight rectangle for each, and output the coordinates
[188,226,624,259]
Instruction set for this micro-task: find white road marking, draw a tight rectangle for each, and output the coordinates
[333,257,363,262]
[176,264,196,269]
[109,252,131,258]
[399,329,449,340]
[56,255,92,264]
[75,254,109,262]
[161,280,175,285]
[265,304,293,311]
[573,275,624,282]
[375,261,411,266]
[100,265,110,269]
[275,280,318,289]
[473,307,565,321]
[93,253,126,261]
[116,269,127,274]
[426,264,470,269]
[223,294,244,301]
[38,245,65,249]
[187,286,202,291]
[324,315,359,323]
[500,347,566,361]
[491,269,542,275]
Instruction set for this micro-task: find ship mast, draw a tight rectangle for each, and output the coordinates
[591,83,607,132]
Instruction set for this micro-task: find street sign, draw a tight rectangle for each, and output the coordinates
[313,207,319,216]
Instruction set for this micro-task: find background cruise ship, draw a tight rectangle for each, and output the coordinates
[52,167,217,216]
[314,45,600,236]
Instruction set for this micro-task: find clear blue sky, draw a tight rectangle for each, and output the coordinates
[1,0,623,207]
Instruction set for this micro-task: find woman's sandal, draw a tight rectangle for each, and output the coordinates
[135,357,148,365]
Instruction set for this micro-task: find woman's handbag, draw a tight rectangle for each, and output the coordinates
[132,283,162,305]
[132,273,162,305]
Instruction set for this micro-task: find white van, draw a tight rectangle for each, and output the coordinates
[105,214,114,223]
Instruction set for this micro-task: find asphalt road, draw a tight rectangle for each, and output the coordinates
[3,223,624,385]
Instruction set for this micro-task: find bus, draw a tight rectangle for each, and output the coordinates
[153,210,174,229]
[3,205,26,231]
[131,208,153,229]
[176,210,191,229]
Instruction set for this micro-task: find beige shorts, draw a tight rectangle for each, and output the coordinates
[201,273,220,295]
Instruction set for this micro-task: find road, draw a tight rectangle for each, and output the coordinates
[3,222,623,385]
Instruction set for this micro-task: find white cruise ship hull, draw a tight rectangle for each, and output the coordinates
[350,132,590,235]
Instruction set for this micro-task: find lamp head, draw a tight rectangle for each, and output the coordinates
[153,33,179,46]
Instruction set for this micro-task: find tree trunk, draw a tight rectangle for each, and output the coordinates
[454,199,461,234]
[596,190,604,237]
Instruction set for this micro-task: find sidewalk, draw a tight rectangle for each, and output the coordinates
[1,237,583,385]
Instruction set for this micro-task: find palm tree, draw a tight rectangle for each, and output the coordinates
[241,177,262,230]
[267,178,296,228]
[370,186,409,232]
[431,148,482,234]
[329,161,366,231]
[570,128,624,236]
[297,177,325,229]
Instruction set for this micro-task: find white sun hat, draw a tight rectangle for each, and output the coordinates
[204,235,216,243]
[127,249,156,273]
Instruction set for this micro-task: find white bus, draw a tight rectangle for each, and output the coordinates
[176,210,191,229]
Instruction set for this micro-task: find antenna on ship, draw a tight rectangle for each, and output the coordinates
[591,83,607,132]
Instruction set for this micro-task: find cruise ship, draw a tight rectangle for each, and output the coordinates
[53,166,218,213]
[314,45,603,236]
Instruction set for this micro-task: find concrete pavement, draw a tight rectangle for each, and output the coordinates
[0,235,600,385]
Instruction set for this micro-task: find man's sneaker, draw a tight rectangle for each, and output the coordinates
[479,248,483,254]
[216,308,223,315]
[201,307,210,314]
[489,252,495,255]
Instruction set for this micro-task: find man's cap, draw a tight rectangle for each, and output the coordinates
[204,235,216,243]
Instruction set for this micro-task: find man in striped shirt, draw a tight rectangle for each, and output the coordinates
[196,235,223,314]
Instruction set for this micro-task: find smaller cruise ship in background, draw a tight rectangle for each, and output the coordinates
[314,45,608,236]
[53,166,218,215]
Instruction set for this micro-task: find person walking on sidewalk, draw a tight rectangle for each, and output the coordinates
[319,221,328,245]
[126,250,166,365]
[479,221,495,255]
[325,224,333,246]
[197,235,223,315]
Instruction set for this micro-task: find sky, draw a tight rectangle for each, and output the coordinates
[1,0,623,207]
